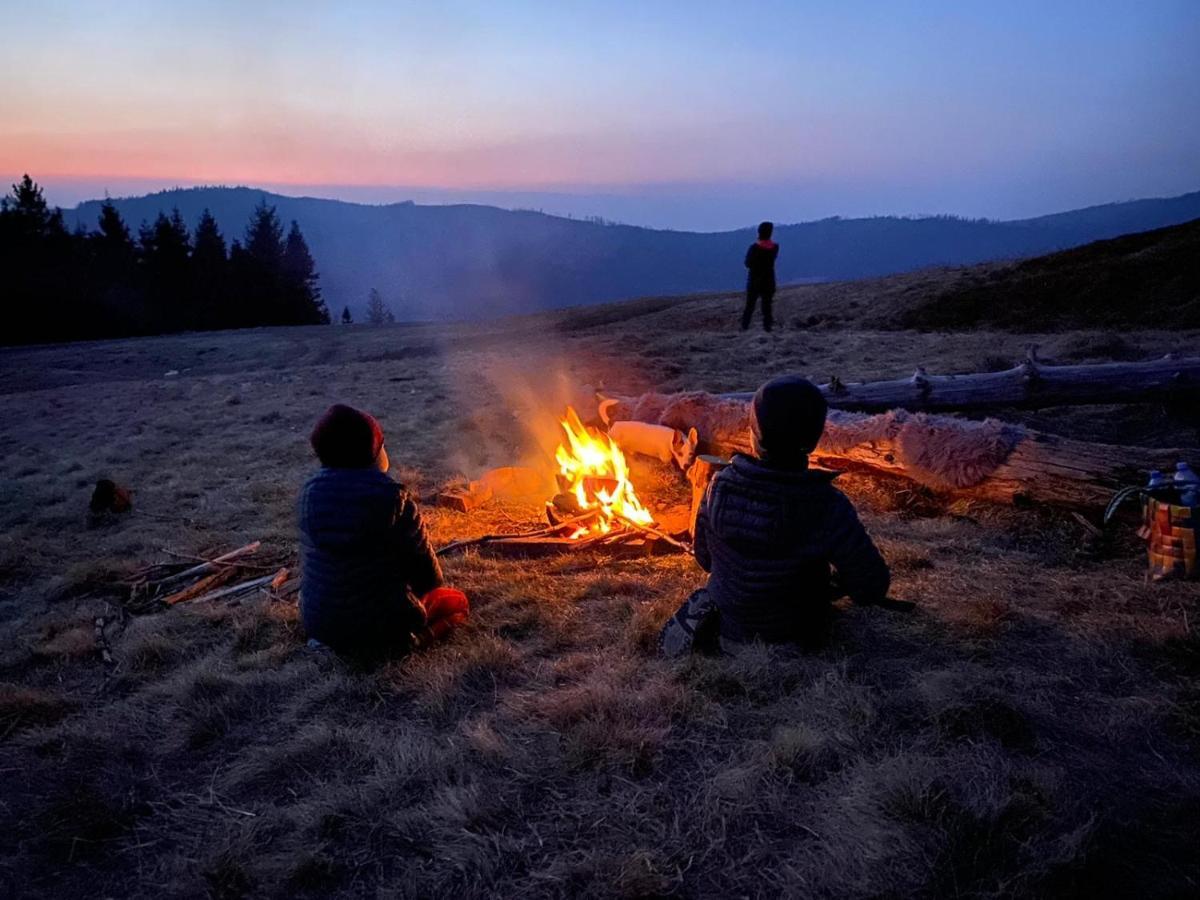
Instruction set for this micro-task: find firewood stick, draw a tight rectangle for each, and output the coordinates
[157,547,277,572]
[175,570,284,606]
[613,515,693,552]
[162,567,239,605]
[436,512,601,555]
[273,578,302,598]
[154,541,262,589]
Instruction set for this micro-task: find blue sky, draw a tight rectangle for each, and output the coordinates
[3,0,1198,227]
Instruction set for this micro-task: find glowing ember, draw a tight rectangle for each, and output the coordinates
[554,406,654,536]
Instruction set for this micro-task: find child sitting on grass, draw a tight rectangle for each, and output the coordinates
[661,376,890,655]
[299,404,468,661]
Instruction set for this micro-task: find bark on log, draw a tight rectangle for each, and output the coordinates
[718,354,1200,414]
[610,391,1199,510]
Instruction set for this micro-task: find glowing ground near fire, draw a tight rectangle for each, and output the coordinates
[1,280,1199,896]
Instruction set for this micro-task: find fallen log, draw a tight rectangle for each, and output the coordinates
[610,390,1199,510]
[717,353,1200,414]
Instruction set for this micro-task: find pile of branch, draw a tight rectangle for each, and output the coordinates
[126,541,294,611]
[437,509,690,559]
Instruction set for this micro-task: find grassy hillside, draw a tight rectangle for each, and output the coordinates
[1,287,1198,896]
[896,218,1200,331]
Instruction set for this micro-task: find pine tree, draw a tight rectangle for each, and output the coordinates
[192,209,228,329]
[341,306,353,324]
[365,287,391,325]
[245,200,284,267]
[282,220,329,324]
[1,175,75,342]
[3,174,65,240]
[84,200,141,335]
[239,200,286,324]
[96,200,134,261]
[139,209,192,331]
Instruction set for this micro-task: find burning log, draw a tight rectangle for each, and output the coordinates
[554,406,656,536]
[608,390,1200,510]
[438,408,693,559]
[716,352,1200,414]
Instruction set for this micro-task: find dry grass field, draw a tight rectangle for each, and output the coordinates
[2,275,1199,898]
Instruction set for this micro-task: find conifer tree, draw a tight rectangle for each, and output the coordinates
[365,287,391,325]
[239,200,286,324]
[192,209,227,328]
[282,219,329,324]
[1,175,74,342]
[245,199,284,268]
[96,200,134,262]
[85,200,141,335]
[2,174,65,240]
[341,305,353,324]
[139,209,192,331]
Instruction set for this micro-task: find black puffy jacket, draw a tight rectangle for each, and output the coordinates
[744,239,779,292]
[298,467,441,652]
[694,454,889,643]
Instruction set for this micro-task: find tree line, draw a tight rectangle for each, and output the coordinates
[0,175,330,346]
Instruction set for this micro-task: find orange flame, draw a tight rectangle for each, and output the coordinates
[554,406,653,536]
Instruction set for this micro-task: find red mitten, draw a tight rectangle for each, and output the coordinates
[421,587,470,624]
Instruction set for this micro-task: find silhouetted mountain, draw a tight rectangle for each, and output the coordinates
[69,188,1200,321]
[897,217,1200,331]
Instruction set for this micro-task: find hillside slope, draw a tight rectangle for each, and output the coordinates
[896,218,1200,331]
[68,188,1200,321]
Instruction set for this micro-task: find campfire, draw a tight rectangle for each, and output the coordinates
[551,406,655,537]
[437,406,690,558]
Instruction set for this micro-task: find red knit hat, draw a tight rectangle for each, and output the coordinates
[310,404,384,468]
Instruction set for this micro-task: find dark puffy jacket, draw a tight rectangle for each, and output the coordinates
[694,454,889,643]
[298,467,441,652]
[744,239,779,292]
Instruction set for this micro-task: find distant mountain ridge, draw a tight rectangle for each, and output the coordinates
[68,188,1200,321]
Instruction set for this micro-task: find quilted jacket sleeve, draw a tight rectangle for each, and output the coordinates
[824,493,889,604]
[692,486,714,573]
[393,490,442,613]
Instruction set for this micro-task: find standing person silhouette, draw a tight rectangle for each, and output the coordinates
[742,221,778,332]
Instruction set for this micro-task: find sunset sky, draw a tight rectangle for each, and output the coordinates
[3,0,1198,228]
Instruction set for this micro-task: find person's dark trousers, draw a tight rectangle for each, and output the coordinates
[742,289,774,331]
